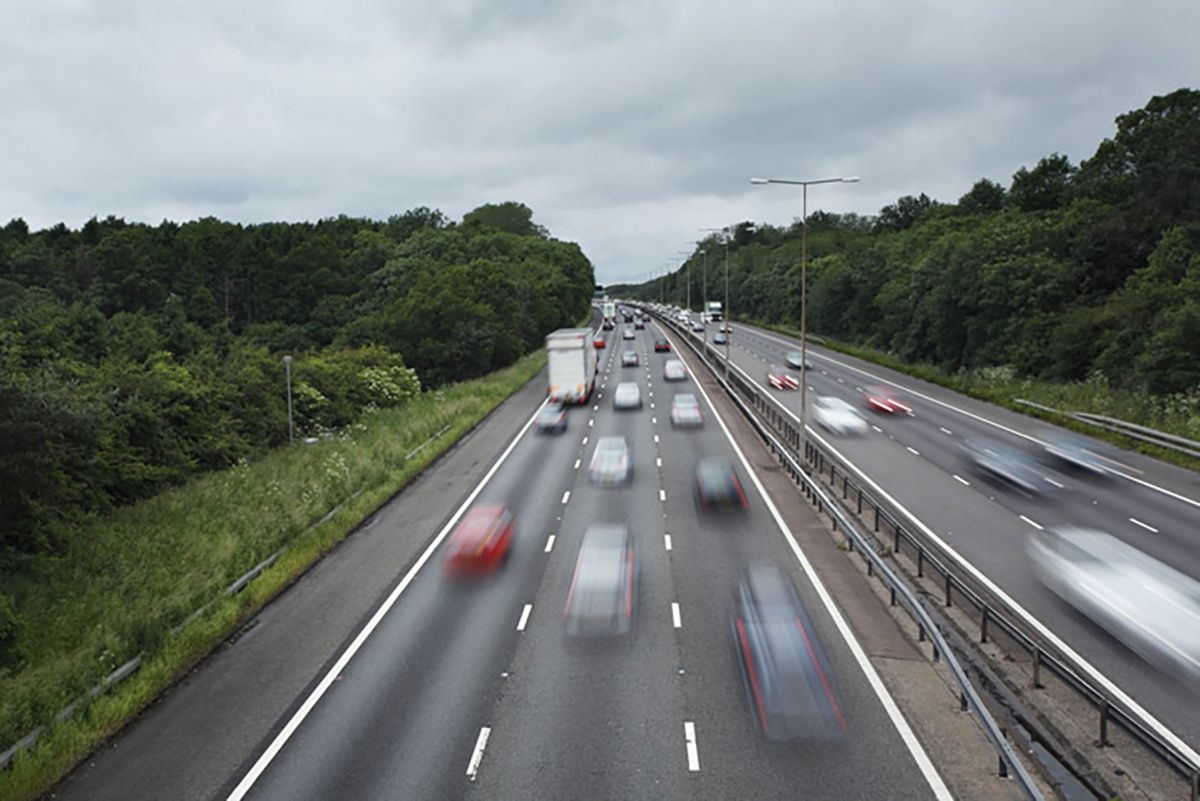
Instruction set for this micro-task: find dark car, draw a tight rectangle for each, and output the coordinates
[1040,430,1119,476]
[564,524,637,637]
[443,503,515,575]
[962,437,1045,495]
[534,400,567,434]
[654,338,671,352]
[732,565,846,739]
[785,351,811,371]
[621,350,640,367]
[695,458,749,511]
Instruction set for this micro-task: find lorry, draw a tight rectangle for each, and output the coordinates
[546,328,598,405]
[602,300,617,330]
[706,301,723,322]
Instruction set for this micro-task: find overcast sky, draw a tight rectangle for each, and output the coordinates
[2,0,1197,285]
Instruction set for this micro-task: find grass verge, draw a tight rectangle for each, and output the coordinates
[747,318,1200,473]
[0,351,546,801]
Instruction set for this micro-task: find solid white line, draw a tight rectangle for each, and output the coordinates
[939,426,953,435]
[573,458,581,470]
[664,534,672,551]
[1019,515,1044,531]
[659,489,667,502]
[671,602,682,628]
[683,722,700,772]
[226,399,549,800]
[466,726,491,781]
[516,603,533,631]
[544,535,556,553]
[953,474,970,486]
[561,490,570,505]
[1130,517,1159,534]
[1044,476,1064,488]
[906,446,920,456]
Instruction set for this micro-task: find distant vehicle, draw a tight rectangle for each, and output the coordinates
[670,394,703,428]
[1029,527,1200,689]
[613,382,643,410]
[603,300,617,328]
[862,386,912,415]
[545,328,597,405]
[695,458,748,511]
[622,327,635,340]
[706,301,723,322]
[719,323,731,333]
[564,524,637,637]
[443,503,514,575]
[1041,431,1119,476]
[962,437,1044,495]
[534,400,567,434]
[813,396,868,436]
[713,332,728,345]
[691,321,704,332]
[634,318,645,330]
[654,339,671,353]
[589,436,632,485]
[621,350,640,367]
[623,311,634,323]
[732,564,846,739]
[766,365,799,390]
[663,359,687,381]
[785,351,811,370]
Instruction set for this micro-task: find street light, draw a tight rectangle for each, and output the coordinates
[749,175,860,441]
[282,355,294,446]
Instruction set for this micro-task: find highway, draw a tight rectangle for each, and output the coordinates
[685,316,1200,757]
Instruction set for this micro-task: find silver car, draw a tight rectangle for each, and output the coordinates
[669,393,703,428]
[663,359,687,382]
[588,436,631,485]
[813,396,867,435]
[565,524,637,637]
[613,382,642,410]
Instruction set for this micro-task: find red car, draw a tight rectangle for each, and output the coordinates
[766,366,799,391]
[862,386,912,415]
[594,337,606,349]
[654,339,671,352]
[444,503,515,574]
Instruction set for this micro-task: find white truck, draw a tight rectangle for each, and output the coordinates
[546,328,598,405]
[706,301,723,322]
[601,300,617,330]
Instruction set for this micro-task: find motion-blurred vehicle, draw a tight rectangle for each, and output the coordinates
[670,393,703,428]
[564,524,637,637]
[962,437,1044,495]
[546,328,598,405]
[663,359,687,381]
[766,365,799,390]
[623,311,634,323]
[813,396,868,436]
[588,436,632,485]
[613,382,643,410]
[534,401,567,434]
[785,351,811,371]
[1029,527,1200,689]
[622,328,635,340]
[691,321,704,332]
[713,332,728,345]
[732,564,847,739]
[621,350,640,368]
[695,458,749,511]
[593,337,606,349]
[654,338,671,352]
[444,503,515,575]
[1041,430,1120,476]
[634,318,645,330]
[862,386,912,415]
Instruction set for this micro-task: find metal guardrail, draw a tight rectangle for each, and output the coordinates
[644,308,1200,800]
[1015,399,1200,460]
[647,308,1044,799]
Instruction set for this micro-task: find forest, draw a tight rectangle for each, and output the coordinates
[620,88,1200,399]
[0,201,594,566]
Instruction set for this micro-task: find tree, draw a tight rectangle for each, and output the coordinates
[1009,153,1076,212]
[958,179,1006,214]
[876,194,934,232]
[461,202,547,238]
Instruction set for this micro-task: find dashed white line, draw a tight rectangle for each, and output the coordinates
[1019,514,1044,530]
[581,436,588,445]
[906,446,920,456]
[561,491,571,505]
[466,726,491,781]
[1044,476,1064,488]
[574,458,581,470]
[671,602,682,628]
[544,535,556,553]
[664,534,672,551]
[593,405,599,411]
[683,722,700,772]
[953,474,970,486]
[650,402,655,409]
[659,489,667,502]
[939,426,953,435]
[871,425,883,433]
[654,434,660,443]
[588,418,594,427]
[1130,517,1159,534]
[656,457,662,467]
[652,417,657,425]
[516,604,533,631]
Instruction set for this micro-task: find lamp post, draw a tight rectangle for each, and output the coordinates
[282,355,294,446]
[749,175,860,439]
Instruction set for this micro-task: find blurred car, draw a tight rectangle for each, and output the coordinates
[623,311,634,323]
[621,350,640,368]
[785,351,811,371]
[634,318,645,330]
[565,524,637,637]
[713,332,728,345]
[732,564,847,739]
[534,400,567,434]
[862,386,912,415]
[593,337,606,349]
[663,359,688,381]
[766,365,799,390]
[444,503,515,575]
[813,396,868,436]
[1041,430,1120,476]
[588,436,632,485]
[622,328,635,340]
[601,319,614,331]
[695,458,749,511]
[613,382,643,410]
[654,339,671,352]
[962,437,1044,495]
[691,321,705,332]
[1029,527,1200,689]
[670,393,703,428]
[719,323,731,333]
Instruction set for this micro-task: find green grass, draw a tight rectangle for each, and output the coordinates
[0,351,546,801]
[748,319,1200,472]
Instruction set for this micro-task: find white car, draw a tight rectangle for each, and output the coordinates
[669,393,703,427]
[663,359,687,381]
[813,396,867,435]
[613,382,642,410]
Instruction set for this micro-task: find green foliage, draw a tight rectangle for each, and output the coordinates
[0,593,23,671]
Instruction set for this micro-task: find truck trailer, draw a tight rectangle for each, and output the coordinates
[546,328,598,405]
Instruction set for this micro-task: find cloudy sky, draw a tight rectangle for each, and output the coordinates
[2,0,1197,285]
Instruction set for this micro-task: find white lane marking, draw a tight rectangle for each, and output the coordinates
[1019,515,1044,530]
[671,602,682,628]
[561,490,571,505]
[544,535,556,553]
[939,426,953,435]
[226,398,549,800]
[588,418,594,427]
[679,341,952,799]
[654,434,660,443]
[466,726,491,781]
[574,458,581,470]
[837,377,844,383]
[516,604,533,631]
[906,446,920,456]
[683,722,700,772]
[871,425,883,433]
[650,402,655,409]
[652,417,657,425]
[656,457,662,467]
[659,489,667,502]
[664,534,673,551]
[1130,517,1160,534]
[593,405,599,411]
[581,436,588,445]
[953,474,971,486]
[1044,476,1064,488]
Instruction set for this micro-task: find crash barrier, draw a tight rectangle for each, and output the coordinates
[1015,399,1200,460]
[647,308,1200,801]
